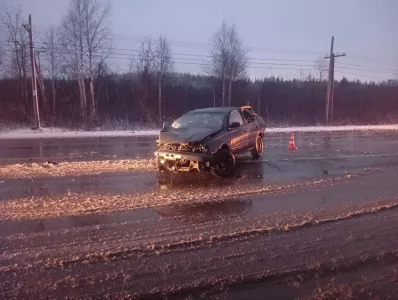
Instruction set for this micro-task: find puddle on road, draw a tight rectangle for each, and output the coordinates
[0,136,156,162]
[0,171,156,201]
[1,154,387,238]
[0,159,281,200]
[3,167,392,238]
[1,198,252,237]
[0,208,158,237]
[156,198,252,223]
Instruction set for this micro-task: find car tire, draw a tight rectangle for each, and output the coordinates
[156,157,167,172]
[212,149,236,177]
[251,135,264,159]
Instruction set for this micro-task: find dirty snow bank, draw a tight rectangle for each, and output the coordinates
[0,158,156,179]
[266,124,398,133]
[0,128,159,140]
[1,124,398,140]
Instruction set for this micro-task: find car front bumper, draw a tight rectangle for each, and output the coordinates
[154,150,213,163]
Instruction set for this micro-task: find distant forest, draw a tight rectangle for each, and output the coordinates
[1,74,398,128]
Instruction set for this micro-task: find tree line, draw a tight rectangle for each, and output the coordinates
[0,0,397,129]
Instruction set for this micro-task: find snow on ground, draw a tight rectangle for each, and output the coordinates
[0,159,156,179]
[1,124,398,140]
[266,124,398,133]
[0,128,159,140]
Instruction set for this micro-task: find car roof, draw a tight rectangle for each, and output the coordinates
[188,107,239,114]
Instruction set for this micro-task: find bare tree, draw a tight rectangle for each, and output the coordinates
[226,24,248,106]
[42,25,61,119]
[130,38,157,123]
[0,40,4,77]
[314,58,328,81]
[131,38,157,75]
[61,0,112,124]
[206,21,229,107]
[155,35,173,122]
[207,21,248,107]
[3,6,30,117]
[298,69,315,81]
[0,47,3,76]
[0,20,4,75]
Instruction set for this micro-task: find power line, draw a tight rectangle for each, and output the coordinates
[336,62,396,73]
[3,39,396,74]
[107,55,319,71]
[1,41,395,81]
[32,29,327,56]
[111,33,326,55]
[335,71,392,82]
[335,66,396,74]
[33,41,324,63]
[2,46,394,79]
[28,41,398,73]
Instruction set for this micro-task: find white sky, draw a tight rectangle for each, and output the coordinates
[2,0,398,82]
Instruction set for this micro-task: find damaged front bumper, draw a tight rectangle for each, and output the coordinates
[154,150,214,172]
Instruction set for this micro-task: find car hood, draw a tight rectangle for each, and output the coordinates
[159,127,220,144]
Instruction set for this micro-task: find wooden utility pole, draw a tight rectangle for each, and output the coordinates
[325,36,345,124]
[35,56,48,108]
[36,50,42,74]
[23,15,41,129]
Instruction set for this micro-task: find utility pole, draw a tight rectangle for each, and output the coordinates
[325,36,345,124]
[35,55,48,109]
[36,49,43,74]
[23,14,41,130]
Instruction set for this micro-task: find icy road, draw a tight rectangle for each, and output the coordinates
[1,131,398,299]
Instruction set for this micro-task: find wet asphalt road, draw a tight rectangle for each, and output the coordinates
[1,132,398,299]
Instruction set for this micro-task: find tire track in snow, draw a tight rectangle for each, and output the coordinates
[2,197,397,273]
[0,173,358,221]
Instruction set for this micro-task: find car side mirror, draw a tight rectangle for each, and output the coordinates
[229,122,240,129]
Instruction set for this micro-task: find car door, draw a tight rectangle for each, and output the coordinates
[228,109,247,154]
[242,108,258,149]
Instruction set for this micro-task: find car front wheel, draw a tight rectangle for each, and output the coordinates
[251,135,264,159]
[212,149,236,177]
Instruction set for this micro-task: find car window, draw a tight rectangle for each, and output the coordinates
[229,109,244,126]
[242,109,254,123]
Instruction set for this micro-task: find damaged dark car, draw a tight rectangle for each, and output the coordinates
[155,106,266,176]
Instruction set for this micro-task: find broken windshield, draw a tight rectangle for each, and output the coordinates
[171,112,225,130]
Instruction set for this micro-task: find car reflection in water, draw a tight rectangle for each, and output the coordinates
[156,155,265,188]
[156,198,252,224]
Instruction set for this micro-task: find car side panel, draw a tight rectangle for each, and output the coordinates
[206,130,230,151]
[246,121,258,149]
[241,109,259,149]
[229,126,247,154]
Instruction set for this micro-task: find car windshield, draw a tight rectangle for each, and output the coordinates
[171,112,225,130]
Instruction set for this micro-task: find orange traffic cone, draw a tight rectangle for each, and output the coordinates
[288,132,297,150]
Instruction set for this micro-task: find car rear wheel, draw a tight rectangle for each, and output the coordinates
[212,149,236,177]
[251,135,263,159]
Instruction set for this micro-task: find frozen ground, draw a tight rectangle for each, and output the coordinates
[1,132,398,299]
[1,124,398,140]
[0,127,159,140]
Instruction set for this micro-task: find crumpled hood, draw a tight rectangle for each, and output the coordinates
[159,127,219,144]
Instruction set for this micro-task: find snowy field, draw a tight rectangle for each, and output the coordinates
[1,124,398,140]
